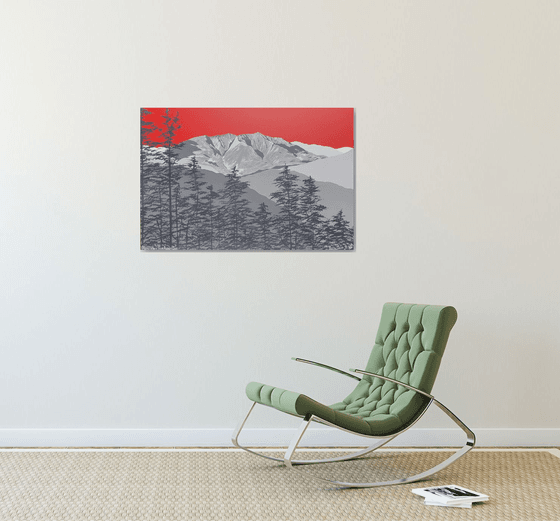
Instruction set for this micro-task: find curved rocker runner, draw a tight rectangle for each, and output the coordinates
[232,303,476,488]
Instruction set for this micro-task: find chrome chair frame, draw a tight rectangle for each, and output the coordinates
[232,358,475,488]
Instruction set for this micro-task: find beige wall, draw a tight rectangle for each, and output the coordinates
[1,0,558,446]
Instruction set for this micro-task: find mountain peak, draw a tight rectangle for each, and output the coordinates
[176,132,323,176]
[207,133,236,154]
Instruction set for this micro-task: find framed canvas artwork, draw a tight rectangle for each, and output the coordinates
[140,108,354,251]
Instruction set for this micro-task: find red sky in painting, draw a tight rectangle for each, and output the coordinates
[142,108,354,149]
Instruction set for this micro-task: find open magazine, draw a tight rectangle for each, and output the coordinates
[412,485,489,508]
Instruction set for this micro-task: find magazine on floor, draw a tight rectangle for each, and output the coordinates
[412,485,489,506]
[423,500,473,509]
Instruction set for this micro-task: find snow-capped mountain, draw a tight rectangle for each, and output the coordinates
[174,132,324,176]
[292,141,353,157]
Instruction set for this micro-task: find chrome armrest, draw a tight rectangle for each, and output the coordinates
[349,368,433,399]
[350,368,475,447]
[292,357,362,381]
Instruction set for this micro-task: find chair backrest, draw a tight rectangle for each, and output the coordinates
[365,303,457,394]
[336,303,457,435]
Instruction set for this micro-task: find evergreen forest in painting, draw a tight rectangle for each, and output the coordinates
[141,108,355,251]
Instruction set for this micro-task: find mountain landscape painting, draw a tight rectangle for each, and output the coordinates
[140,108,354,251]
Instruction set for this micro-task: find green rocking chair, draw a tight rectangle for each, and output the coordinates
[232,303,475,488]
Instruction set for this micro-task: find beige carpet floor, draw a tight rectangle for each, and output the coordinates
[0,449,559,520]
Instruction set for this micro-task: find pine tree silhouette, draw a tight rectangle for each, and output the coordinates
[140,108,157,248]
[220,166,252,250]
[298,176,327,250]
[141,109,169,249]
[329,210,354,250]
[201,184,220,250]
[161,109,182,248]
[214,206,227,250]
[253,203,274,250]
[184,156,206,249]
[270,165,301,250]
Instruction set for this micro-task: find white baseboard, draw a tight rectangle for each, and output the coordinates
[0,428,558,448]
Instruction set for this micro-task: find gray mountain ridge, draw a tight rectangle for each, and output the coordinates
[240,166,354,227]
[179,168,281,215]
[290,150,354,189]
[147,132,354,226]
[174,167,353,226]
[174,132,324,176]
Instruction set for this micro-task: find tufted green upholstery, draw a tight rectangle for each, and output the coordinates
[246,303,458,437]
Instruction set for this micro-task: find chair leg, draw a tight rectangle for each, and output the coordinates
[232,402,397,465]
[283,414,312,466]
[283,398,476,488]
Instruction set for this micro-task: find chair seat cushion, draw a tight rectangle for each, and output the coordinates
[245,381,429,437]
